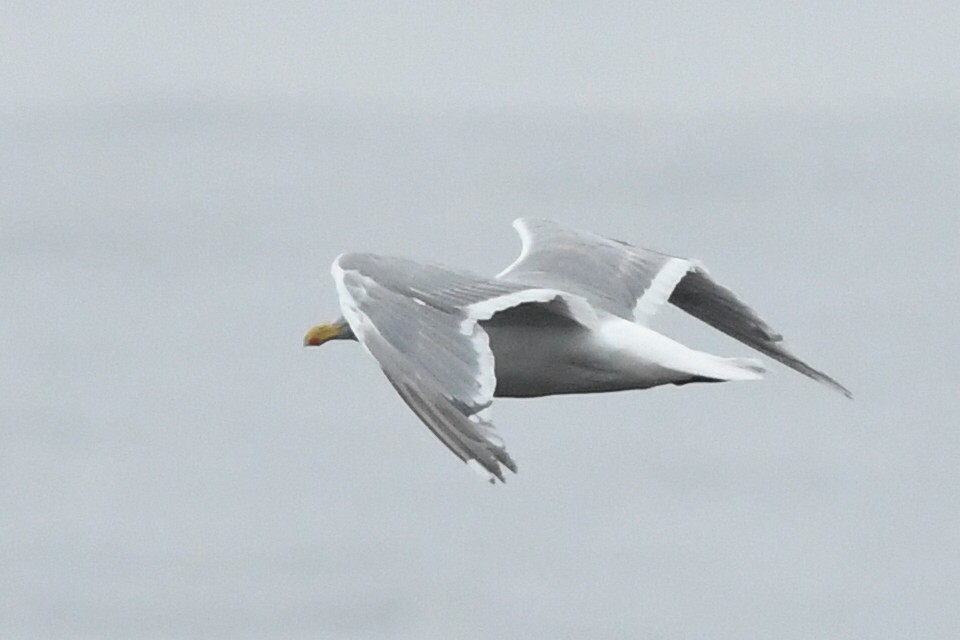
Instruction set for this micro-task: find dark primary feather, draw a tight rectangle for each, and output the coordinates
[669,269,852,398]
[382,366,517,483]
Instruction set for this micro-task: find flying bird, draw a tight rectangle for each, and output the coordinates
[304,218,850,482]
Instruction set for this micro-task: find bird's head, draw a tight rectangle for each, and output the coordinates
[303,317,356,346]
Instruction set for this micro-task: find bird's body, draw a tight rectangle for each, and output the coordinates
[305,218,850,482]
[483,308,763,397]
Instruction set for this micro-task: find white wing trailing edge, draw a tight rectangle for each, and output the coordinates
[633,257,696,323]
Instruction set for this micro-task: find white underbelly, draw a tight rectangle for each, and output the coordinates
[484,315,710,397]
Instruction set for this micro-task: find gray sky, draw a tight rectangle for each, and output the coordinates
[2,3,959,639]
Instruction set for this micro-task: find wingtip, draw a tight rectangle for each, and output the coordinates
[818,375,853,399]
[467,453,518,484]
[467,459,503,484]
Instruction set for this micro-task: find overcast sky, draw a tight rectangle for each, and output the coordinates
[2,3,959,639]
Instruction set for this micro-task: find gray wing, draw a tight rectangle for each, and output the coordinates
[497,218,694,323]
[498,218,851,398]
[332,252,590,481]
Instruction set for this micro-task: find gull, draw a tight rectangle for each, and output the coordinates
[304,218,850,482]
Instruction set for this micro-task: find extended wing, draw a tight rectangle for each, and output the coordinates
[497,218,851,397]
[333,252,596,481]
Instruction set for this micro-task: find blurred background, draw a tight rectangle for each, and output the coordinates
[2,3,958,638]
